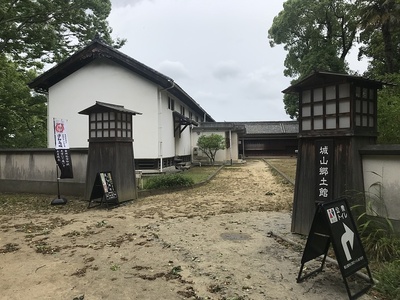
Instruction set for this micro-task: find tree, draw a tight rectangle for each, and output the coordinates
[197,134,225,165]
[0,55,47,148]
[268,0,360,118]
[0,0,124,148]
[357,0,400,143]
[0,0,125,67]
[375,73,400,143]
[358,0,400,75]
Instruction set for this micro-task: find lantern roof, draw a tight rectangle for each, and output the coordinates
[282,71,385,94]
[78,101,142,116]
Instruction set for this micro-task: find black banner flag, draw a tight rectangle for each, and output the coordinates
[53,118,73,178]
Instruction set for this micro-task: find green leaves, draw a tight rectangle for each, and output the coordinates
[0,55,47,148]
[375,73,400,143]
[143,174,194,190]
[197,134,225,165]
[0,0,124,66]
[268,0,358,118]
[0,0,125,148]
[358,0,400,74]
[268,0,354,79]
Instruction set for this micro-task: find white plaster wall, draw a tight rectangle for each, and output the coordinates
[174,101,194,157]
[159,92,175,158]
[48,59,159,158]
[157,93,200,158]
[175,128,192,156]
[222,132,239,161]
[192,131,239,163]
[362,155,400,220]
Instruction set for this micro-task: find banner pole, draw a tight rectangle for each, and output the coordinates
[51,165,68,205]
[56,166,61,199]
[51,118,72,205]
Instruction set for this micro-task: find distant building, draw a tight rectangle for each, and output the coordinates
[235,121,298,157]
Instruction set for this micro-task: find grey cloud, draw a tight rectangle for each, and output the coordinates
[212,61,241,80]
[157,60,190,80]
[111,0,152,8]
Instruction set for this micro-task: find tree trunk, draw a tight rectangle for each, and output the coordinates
[381,21,395,73]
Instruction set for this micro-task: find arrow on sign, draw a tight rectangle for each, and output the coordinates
[341,223,354,261]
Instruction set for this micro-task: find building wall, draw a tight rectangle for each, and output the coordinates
[362,155,400,221]
[47,59,203,162]
[159,92,174,158]
[48,59,159,158]
[224,131,240,162]
[175,122,193,157]
[191,131,240,164]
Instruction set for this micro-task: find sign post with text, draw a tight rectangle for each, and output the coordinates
[315,140,333,203]
[297,198,373,300]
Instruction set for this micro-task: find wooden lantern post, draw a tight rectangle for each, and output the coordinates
[79,101,142,203]
[282,71,384,234]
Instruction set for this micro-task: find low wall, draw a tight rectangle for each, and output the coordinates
[2,146,399,223]
[360,145,400,231]
[0,148,88,196]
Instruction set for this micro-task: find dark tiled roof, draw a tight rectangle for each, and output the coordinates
[196,121,298,136]
[234,121,298,135]
[194,122,246,132]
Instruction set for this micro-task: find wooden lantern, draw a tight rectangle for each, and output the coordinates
[283,71,384,234]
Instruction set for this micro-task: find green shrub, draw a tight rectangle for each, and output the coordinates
[143,174,194,190]
[354,202,400,262]
[375,260,400,300]
[359,217,400,262]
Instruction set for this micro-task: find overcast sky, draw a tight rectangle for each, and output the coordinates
[108,0,367,122]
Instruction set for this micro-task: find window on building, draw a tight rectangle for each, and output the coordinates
[168,97,175,111]
[180,105,185,116]
[189,111,193,120]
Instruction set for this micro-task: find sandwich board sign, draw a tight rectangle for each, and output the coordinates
[88,172,119,208]
[297,198,373,300]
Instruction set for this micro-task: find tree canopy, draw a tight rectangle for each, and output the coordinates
[0,56,47,148]
[268,0,359,119]
[0,0,124,67]
[268,0,358,79]
[0,0,124,148]
[269,0,400,143]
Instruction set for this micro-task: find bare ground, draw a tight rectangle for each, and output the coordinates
[0,159,375,300]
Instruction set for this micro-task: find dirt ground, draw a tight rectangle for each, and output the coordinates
[0,159,375,300]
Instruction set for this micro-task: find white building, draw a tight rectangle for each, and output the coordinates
[29,38,215,170]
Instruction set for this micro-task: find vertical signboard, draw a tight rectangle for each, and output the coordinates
[99,172,118,203]
[297,198,373,299]
[315,139,333,203]
[53,118,73,178]
[324,200,367,277]
[88,172,119,208]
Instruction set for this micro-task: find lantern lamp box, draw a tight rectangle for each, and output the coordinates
[297,198,373,300]
[88,172,119,208]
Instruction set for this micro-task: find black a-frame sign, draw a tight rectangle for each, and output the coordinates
[88,171,119,208]
[297,198,374,300]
